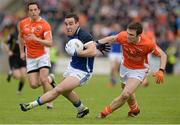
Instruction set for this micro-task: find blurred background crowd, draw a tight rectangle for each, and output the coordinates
[0,0,180,74]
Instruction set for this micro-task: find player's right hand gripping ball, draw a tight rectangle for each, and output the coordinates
[65,39,84,56]
[65,44,76,56]
[67,39,84,51]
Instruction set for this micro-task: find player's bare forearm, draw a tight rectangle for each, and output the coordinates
[98,35,117,44]
[159,49,167,70]
[156,47,167,70]
[35,37,53,47]
[77,42,97,57]
[26,34,53,47]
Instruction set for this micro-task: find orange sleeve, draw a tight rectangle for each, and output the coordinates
[116,31,124,44]
[43,22,52,40]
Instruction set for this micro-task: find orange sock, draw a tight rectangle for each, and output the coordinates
[101,105,113,117]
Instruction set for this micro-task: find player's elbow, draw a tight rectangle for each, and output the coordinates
[160,50,167,59]
[164,52,167,62]
[47,41,53,47]
[48,44,53,47]
[164,52,167,59]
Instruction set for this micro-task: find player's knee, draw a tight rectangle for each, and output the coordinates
[30,83,39,89]
[13,74,21,80]
[121,91,131,100]
[54,86,64,94]
[21,74,26,79]
[39,77,49,85]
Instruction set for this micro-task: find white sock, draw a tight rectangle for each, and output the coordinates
[30,100,39,108]
[77,103,85,112]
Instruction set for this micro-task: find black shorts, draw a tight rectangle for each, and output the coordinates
[9,55,26,70]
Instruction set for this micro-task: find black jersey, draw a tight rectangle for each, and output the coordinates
[68,27,95,73]
[7,31,20,57]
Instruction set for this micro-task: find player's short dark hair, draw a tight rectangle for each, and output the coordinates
[65,13,79,23]
[26,0,40,11]
[127,22,143,36]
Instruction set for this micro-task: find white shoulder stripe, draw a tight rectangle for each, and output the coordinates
[44,31,52,38]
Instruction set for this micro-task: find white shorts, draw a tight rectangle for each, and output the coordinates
[26,53,51,73]
[120,64,148,84]
[108,53,123,63]
[63,65,92,86]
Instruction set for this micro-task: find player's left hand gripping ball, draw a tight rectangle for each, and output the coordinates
[65,44,76,56]
[153,70,164,84]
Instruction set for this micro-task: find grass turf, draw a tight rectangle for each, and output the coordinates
[0,74,179,124]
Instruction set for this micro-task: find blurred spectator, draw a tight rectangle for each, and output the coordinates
[0,0,179,58]
[166,43,177,74]
[107,23,122,87]
[49,45,59,73]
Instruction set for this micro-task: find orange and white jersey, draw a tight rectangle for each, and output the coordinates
[117,31,160,69]
[19,17,52,58]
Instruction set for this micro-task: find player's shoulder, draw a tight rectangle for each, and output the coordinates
[141,34,154,46]
[19,17,30,25]
[117,31,127,41]
[117,31,127,37]
[79,28,91,36]
[78,28,93,42]
[18,17,31,30]
[119,31,127,35]
[40,18,51,28]
[40,18,50,25]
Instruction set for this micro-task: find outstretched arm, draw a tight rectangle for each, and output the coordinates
[153,46,167,84]
[157,47,167,70]
[98,35,118,44]
[65,41,97,57]
[95,35,118,55]
[77,41,97,57]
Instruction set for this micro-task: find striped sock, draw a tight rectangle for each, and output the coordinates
[128,100,139,112]
[73,100,85,112]
[101,105,113,117]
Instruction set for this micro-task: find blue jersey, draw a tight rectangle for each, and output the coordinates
[68,27,94,73]
[109,32,121,53]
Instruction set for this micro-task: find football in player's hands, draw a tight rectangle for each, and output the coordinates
[67,39,84,51]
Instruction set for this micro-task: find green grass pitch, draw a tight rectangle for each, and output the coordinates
[0,74,179,124]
